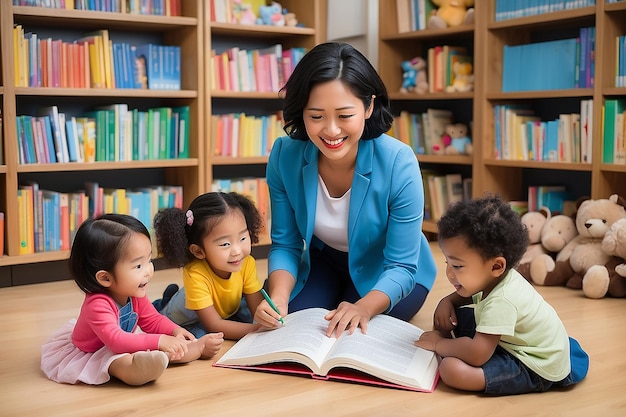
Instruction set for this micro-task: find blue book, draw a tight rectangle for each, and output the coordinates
[21,115,36,164]
[65,118,79,162]
[41,116,57,163]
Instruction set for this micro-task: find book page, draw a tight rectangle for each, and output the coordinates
[215,308,336,372]
[321,314,438,389]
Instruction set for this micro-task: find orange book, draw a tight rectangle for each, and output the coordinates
[60,193,70,251]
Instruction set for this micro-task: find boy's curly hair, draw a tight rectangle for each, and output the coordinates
[437,195,529,269]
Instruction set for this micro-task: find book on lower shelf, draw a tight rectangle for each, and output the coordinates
[214,307,439,392]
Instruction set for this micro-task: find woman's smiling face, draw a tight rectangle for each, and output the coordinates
[303,80,373,163]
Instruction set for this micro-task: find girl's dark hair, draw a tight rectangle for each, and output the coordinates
[281,42,393,141]
[70,213,151,294]
[154,192,263,268]
[437,196,529,270]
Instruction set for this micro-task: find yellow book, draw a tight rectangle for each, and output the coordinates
[13,25,20,86]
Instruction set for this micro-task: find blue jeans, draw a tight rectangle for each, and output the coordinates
[454,307,588,395]
[156,287,253,339]
[288,237,429,321]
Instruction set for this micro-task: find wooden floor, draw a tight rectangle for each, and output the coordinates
[1,242,625,417]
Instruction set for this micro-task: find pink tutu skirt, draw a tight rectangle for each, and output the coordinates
[41,319,129,385]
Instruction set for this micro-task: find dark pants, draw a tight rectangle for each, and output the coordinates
[288,239,429,321]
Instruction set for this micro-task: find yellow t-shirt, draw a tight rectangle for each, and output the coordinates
[182,256,262,318]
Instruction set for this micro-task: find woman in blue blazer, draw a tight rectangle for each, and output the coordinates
[254,43,437,337]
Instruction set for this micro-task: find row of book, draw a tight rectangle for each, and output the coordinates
[17,104,190,164]
[527,185,574,215]
[13,26,180,90]
[13,0,183,16]
[395,0,435,33]
[427,45,472,94]
[391,109,456,156]
[502,27,595,92]
[616,35,626,88]
[422,171,471,222]
[493,100,593,163]
[494,0,596,21]
[211,112,283,158]
[211,177,270,241]
[210,45,305,93]
[16,182,183,255]
[602,99,626,164]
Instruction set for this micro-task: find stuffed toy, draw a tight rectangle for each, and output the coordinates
[445,61,474,93]
[442,123,472,155]
[257,2,285,26]
[529,194,626,289]
[400,57,428,94]
[428,0,475,29]
[582,218,626,298]
[517,207,551,281]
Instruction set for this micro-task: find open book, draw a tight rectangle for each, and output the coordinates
[214,308,439,392]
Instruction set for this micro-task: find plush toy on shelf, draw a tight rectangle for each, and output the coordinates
[442,123,472,155]
[428,0,475,29]
[399,57,429,94]
[517,207,552,281]
[445,61,474,93]
[529,195,626,291]
[257,2,285,26]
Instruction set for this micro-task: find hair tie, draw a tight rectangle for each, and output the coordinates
[185,209,194,226]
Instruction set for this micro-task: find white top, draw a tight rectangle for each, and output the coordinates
[314,175,350,252]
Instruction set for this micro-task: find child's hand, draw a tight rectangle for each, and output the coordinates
[433,297,458,333]
[414,330,442,352]
[173,326,196,341]
[159,334,189,361]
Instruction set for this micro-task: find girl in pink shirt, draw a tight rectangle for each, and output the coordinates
[41,214,224,386]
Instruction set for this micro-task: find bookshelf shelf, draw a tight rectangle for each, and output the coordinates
[486,90,594,100]
[209,22,316,37]
[211,91,282,99]
[487,7,595,30]
[483,159,593,172]
[14,88,198,98]
[0,1,204,274]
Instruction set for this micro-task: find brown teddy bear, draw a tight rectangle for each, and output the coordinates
[517,207,551,280]
[529,194,626,289]
[582,218,626,298]
[428,0,475,29]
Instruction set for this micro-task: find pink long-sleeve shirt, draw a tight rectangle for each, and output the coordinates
[72,293,178,354]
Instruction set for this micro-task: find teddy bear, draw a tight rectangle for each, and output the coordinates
[517,207,551,281]
[581,218,626,298]
[428,0,475,29]
[400,57,428,94]
[445,61,474,93]
[529,195,626,289]
[442,123,472,155]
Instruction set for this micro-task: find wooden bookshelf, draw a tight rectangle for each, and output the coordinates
[379,0,626,229]
[0,2,204,268]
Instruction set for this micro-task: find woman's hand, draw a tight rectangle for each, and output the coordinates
[324,301,371,338]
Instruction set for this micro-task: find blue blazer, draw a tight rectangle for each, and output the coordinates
[266,134,436,311]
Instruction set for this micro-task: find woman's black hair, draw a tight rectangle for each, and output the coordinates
[154,192,263,268]
[437,196,529,270]
[281,42,393,141]
[70,213,151,294]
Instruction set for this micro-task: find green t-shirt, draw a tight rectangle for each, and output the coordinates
[472,269,570,381]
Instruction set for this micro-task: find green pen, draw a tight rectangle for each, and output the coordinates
[260,289,285,326]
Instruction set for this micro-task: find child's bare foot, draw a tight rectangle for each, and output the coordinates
[109,351,169,386]
[199,332,224,359]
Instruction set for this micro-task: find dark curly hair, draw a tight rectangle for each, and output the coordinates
[153,192,263,268]
[70,213,151,294]
[437,195,529,270]
[281,42,393,141]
